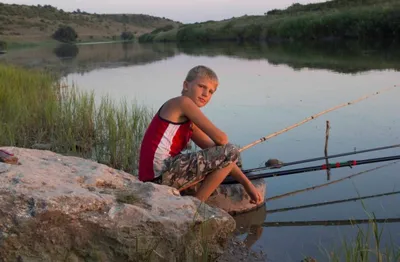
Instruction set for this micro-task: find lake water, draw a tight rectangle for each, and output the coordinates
[2,41,400,261]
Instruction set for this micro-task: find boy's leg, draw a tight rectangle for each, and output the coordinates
[161,143,239,192]
[160,143,262,204]
[227,164,263,205]
[193,162,236,201]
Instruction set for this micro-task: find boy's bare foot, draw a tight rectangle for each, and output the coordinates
[246,186,263,205]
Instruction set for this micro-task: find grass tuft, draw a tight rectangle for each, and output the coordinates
[318,186,400,262]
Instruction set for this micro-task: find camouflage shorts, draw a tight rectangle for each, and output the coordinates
[160,143,239,191]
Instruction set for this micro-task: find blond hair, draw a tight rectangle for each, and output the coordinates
[185,65,219,83]
[182,65,218,95]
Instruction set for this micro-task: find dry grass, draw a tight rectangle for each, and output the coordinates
[0,3,181,44]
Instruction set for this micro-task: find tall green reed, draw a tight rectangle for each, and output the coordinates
[0,64,153,174]
[319,186,400,262]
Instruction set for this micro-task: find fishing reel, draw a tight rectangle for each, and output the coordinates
[265,158,284,169]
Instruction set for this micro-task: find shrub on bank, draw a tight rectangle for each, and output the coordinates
[52,25,78,43]
[139,3,400,43]
[264,5,400,41]
[0,41,7,50]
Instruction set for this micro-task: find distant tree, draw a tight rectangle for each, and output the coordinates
[0,41,7,50]
[52,25,78,43]
[120,31,134,41]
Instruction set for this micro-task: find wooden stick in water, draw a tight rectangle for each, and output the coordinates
[238,86,396,153]
[324,120,330,181]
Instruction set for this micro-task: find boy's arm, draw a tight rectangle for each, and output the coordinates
[191,124,216,149]
[179,96,228,145]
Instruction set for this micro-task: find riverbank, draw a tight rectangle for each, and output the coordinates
[138,0,400,44]
[2,37,136,51]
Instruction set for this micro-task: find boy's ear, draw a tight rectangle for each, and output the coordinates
[182,81,189,93]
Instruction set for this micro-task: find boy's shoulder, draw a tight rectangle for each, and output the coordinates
[160,96,203,122]
[163,96,194,109]
[166,95,191,104]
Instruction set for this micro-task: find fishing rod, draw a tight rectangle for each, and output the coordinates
[222,154,400,184]
[242,143,400,174]
[239,86,395,152]
[262,217,400,227]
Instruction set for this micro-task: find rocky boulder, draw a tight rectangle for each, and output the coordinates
[0,147,236,262]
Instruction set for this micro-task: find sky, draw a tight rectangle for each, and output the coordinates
[1,0,328,23]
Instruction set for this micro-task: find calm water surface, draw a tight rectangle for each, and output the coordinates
[3,41,400,261]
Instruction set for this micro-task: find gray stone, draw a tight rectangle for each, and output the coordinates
[31,143,52,151]
[206,178,266,215]
[0,163,10,173]
[0,147,236,262]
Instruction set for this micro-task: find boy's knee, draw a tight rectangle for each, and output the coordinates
[223,143,239,162]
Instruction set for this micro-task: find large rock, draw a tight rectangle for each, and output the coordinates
[0,147,236,262]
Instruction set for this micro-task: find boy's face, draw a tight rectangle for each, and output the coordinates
[183,76,218,107]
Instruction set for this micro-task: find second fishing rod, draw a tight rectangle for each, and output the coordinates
[242,143,400,174]
[222,154,400,184]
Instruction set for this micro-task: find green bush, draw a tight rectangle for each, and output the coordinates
[52,25,78,43]
[120,31,134,41]
[150,24,174,34]
[0,41,7,50]
[140,1,400,44]
[138,33,155,42]
[263,5,400,41]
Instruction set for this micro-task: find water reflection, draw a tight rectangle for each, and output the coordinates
[233,205,267,248]
[1,40,400,77]
[53,44,79,60]
[233,189,400,250]
[0,42,178,76]
[176,41,400,74]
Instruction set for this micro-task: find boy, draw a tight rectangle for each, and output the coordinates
[138,65,263,205]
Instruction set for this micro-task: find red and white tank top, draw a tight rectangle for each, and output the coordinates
[138,106,193,182]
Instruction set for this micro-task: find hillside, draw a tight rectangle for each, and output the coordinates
[0,3,181,45]
[138,0,400,44]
